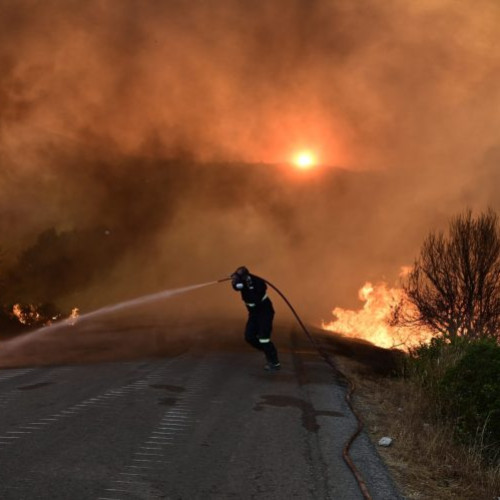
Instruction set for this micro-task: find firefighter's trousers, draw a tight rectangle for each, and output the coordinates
[244,299,279,364]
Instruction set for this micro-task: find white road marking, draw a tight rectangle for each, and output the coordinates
[112,480,148,484]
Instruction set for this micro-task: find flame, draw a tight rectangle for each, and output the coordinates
[322,278,434,351]
[399,265,413,277]
[11,304,80,327]
[12,303,41,325]
[68,307,80,325]
[292,150,316,170]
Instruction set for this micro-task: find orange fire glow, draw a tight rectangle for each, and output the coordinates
[322,279,434,351]
[11,304,80,327]
[292,150,317,170]
[68,307,80,325]
[12,303,41,325]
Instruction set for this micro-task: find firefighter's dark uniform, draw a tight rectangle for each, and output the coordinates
[231,270,280,367]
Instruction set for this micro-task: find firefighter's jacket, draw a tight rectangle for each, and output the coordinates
[231,273,269,310]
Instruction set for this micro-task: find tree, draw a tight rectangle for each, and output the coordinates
[397,209,500,342]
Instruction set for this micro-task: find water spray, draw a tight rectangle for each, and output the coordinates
[77,279,224,323]
[2,279,226,350]
[2,272,371,499]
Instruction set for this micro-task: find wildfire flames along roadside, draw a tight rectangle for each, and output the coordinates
[322,278,434,351]
[5,271,434,352]
[10,304,79,328]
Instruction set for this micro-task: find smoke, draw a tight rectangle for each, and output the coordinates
[1,0,500,323]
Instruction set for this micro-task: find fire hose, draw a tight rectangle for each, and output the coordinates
[219,275,373,500]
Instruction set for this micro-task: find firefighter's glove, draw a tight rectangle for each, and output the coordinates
[231,273,244,290]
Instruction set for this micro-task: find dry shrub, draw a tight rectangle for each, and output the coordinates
[338,357,500,500]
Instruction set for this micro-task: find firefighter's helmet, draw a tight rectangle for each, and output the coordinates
[234,266,249,277]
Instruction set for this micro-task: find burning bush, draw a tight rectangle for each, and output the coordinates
[0,229,93,336]
[0,306,26,336]
[322,280,434,350]
[11,302,64,326]
[0,302,69,337]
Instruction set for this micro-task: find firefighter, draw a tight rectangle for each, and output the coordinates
[231,266,281,371]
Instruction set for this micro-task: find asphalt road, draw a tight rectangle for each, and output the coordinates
[0,325,402,500]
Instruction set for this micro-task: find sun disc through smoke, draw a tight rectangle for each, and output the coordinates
[293,150,317,170]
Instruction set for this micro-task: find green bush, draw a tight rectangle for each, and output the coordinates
[439,339,500,463]
[403,336,468,391]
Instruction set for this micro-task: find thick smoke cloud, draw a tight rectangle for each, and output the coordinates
[1,0,500,322]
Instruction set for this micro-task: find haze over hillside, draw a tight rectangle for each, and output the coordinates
[1,0,500,323]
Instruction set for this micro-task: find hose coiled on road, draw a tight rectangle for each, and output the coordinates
[256,276,374,500]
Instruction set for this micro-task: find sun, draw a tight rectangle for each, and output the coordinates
[292,150,317,170]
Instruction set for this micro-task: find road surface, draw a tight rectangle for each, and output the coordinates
[0,324,402,499]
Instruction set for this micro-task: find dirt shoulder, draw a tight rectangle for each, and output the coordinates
[312,329,499,500]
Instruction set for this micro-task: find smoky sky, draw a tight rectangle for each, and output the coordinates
[1,0,500,321]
